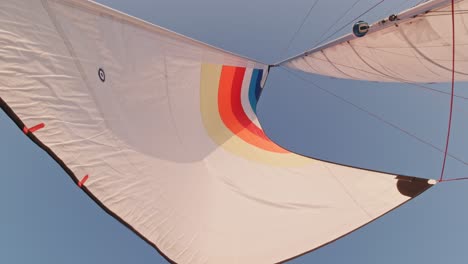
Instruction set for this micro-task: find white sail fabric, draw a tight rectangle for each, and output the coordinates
[281,0,468,83]
[0,0,434,263]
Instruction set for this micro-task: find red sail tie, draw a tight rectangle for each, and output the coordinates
[23,123,45,134]
[78,175,89,188]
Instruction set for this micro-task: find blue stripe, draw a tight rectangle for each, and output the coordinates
[248,69,263,113]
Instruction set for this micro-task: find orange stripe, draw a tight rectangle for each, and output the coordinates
[218,66,287,153]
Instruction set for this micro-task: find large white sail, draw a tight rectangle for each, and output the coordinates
[280,0,467,83]
[0,0,434,263]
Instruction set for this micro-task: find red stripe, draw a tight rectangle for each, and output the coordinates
[230,68,271,139]
[218,66,287,153]
[440,177,468,183]
[439,0,456,182]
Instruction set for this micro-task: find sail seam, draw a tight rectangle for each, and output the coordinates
[277,0,456,66]
[279,0,320,59]
[296,54,468,100]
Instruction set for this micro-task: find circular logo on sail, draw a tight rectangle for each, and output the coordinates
[98,68,106,82]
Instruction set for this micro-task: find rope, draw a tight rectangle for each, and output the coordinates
[280,0,320,58]
[440,177,468,183]
[438,0,456,182]
[313,0,385,48]
[311,0,363,48]
[289,52,468,101]
[280,67,468,168]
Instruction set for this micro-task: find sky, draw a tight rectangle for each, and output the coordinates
[2,0,468,263]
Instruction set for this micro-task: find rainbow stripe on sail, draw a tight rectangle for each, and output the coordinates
[200,63,311,165]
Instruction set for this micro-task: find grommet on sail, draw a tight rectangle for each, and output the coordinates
[0,0,453,263]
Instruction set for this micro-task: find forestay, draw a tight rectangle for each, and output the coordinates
[280,0,468,83]
[0,0,434,263]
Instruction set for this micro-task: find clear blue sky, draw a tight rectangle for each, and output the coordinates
[2,0,468,263]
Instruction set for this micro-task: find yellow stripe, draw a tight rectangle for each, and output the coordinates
[200,63,311,166]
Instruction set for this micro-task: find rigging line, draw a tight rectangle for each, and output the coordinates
[280,66,468,167]
[280,0,320,59]
[440,176,468,182]
[439,0,456,182]
[311,0,363,48]
[313,0,385,48]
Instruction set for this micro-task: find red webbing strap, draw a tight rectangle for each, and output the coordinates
[23,123,45,134]
[78,175,89,188]
[439,0,456,183]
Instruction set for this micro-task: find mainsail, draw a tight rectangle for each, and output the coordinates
[0,0,434,263]
[280,0,467,83]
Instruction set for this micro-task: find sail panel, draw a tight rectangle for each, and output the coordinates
[0,0,433,263]
[282,0,468,83]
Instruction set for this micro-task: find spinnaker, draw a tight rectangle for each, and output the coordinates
[2,0,463,263]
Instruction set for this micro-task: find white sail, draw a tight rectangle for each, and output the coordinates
[0,0,434,263]
[280,0,468,83]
